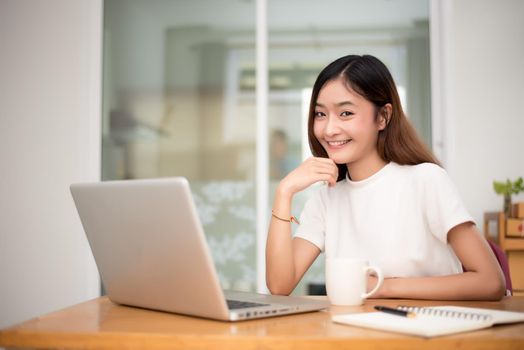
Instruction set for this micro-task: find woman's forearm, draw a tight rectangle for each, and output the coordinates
[377,272,505,301]
[265,187,296,295]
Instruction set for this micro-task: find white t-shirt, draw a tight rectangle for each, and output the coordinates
[294,162,473,278]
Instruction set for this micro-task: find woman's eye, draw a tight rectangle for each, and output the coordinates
[341,111,354,117]
[314,111,325,118]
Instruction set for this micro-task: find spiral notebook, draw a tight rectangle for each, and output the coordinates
[332,305,524,338]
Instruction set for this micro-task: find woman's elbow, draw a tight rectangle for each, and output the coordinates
[266,280,293,296]
[483,274,506,301]
[268,287,292,296]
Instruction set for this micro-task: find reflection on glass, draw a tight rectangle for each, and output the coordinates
[102,0,257,292]
[270,129,300,180]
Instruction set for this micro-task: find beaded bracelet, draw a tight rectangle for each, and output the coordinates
[271,210,300,225]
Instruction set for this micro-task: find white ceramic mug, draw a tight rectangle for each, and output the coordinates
[325,258,384,306]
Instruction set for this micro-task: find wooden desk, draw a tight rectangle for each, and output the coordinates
[1,296,524,350]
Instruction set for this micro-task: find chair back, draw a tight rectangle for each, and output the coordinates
[486,240,513,295]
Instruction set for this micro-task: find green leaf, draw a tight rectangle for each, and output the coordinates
[493,177,524,195]
[493,181,510,195]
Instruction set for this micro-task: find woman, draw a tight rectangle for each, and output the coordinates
[266,54,505,300]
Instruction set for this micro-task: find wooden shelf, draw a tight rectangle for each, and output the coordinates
[503,238,524,251]
[483,211,524,252]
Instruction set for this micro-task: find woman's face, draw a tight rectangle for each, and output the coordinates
[313,78,385,167]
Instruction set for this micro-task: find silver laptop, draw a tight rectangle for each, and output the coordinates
[70,177,328,321]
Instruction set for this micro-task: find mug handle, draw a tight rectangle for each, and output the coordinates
[362,265,384,299]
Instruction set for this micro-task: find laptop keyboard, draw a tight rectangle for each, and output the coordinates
[226,299,269,310]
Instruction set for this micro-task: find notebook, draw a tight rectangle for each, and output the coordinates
[332,305,524,338]
[70,177,329,321]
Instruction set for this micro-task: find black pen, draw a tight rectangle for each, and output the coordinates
[374,306,416,318]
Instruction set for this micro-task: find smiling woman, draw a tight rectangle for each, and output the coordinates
[266,54,506,301]
[308,55,438,182]
[266,0,432,294]
[313,80,383,174]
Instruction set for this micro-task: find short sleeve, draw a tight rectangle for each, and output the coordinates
[421,164,474,243]
[293,189,326,251]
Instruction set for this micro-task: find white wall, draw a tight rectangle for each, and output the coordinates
[0,0,101,328]
[444,0,524,226]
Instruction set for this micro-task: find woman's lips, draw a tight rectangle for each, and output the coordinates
[326,139,351,149]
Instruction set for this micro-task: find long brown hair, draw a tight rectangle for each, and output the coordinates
[308,54,440,181]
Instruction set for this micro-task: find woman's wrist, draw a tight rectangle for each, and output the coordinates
[272,182,295,220]
[376,278,389,298]
[368,276,394,298]
[276,181,296,201]
[379,278,398,298]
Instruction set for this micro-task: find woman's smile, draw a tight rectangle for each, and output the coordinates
[325,139,352,150]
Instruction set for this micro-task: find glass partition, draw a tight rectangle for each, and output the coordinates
[103,0,257,292]
[103,0,430,295]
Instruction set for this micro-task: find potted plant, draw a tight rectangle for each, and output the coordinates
[493,177,524,217]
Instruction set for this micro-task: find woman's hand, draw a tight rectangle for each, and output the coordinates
[277,157,338,197]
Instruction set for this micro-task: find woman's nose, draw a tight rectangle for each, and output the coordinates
[324,115,340,136]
